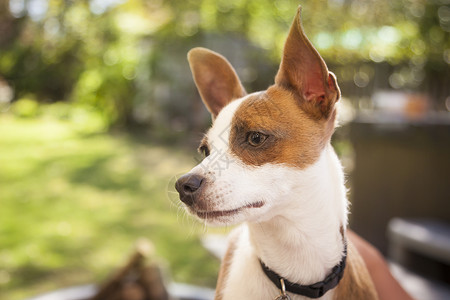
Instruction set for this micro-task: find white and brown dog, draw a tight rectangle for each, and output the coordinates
[175,6,378,300]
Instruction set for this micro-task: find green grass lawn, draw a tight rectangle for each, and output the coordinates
[0,115,221,300]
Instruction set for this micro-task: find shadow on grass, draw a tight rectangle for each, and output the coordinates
[67,156,143,191]
[1,125,220,300]
[9,264,58,289]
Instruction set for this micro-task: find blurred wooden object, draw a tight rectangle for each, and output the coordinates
[90,239,169,300]
[349,117,450,254]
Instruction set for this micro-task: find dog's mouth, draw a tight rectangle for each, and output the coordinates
[196,201,264,219]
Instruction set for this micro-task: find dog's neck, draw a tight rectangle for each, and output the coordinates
[247,145,348,285]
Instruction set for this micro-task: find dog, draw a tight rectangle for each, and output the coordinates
[175,6,378,300]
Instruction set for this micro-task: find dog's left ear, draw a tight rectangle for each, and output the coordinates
[275,6,340,120]
[188,47,247,119]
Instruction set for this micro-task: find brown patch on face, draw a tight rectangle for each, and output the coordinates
[229,86,336,169]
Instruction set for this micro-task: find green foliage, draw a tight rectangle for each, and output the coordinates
[11,97,40,118]
[1,0,448,128]
[0,115,220,300]
[10,100,109,134]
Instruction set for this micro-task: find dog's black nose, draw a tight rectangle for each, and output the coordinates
[175,173,204,206]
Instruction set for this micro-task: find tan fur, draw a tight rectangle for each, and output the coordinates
[229,87,336,169]
[215,228,241,300]
[216,233,379,300]
[188,48,247,118]
[334,241,379,300]
[226,6,339,169]
[184,5,378,300]
[275,7,340,120]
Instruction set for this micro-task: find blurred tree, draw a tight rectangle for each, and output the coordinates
[0,0,448,129]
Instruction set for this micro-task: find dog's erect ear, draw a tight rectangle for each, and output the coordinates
[275,6,340,119]
[188,47,247,118]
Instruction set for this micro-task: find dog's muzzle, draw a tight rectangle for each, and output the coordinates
[175,173,205,206]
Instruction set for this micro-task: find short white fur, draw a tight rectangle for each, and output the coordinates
[184,96,348,300]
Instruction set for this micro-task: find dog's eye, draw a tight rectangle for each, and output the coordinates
[247,132,268,147]
[199,145,210,157]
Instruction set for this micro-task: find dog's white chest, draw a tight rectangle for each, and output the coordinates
[220,227,336,300]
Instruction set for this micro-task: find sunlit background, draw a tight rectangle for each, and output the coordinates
[0,0,449,299]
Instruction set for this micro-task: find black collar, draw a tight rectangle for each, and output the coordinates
[259,242,347,299]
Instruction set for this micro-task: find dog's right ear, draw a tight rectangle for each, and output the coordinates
[188,47,247,118]
[275,6,340,120]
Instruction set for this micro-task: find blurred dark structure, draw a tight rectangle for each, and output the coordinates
[388,218,450,282]
[348,114,450,294]
[349,114,450,251]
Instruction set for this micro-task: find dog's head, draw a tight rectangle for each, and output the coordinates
[175,7,341,226]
